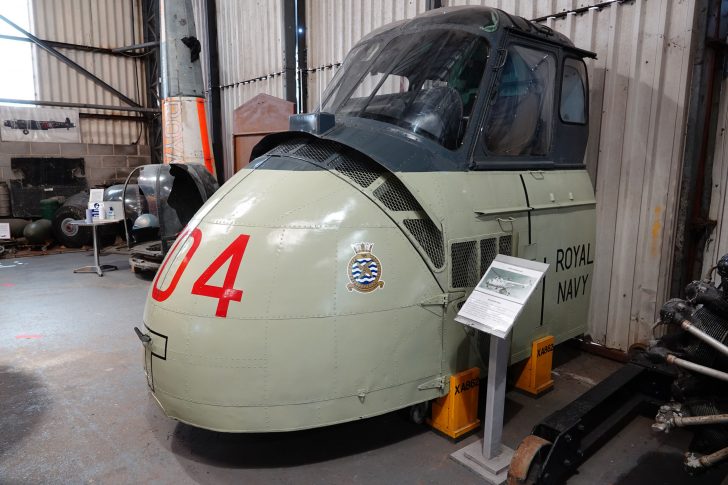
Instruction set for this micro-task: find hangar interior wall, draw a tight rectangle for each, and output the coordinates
[196,0,698,352]
[703,74,728,279]
[0,0,152,186]
[30,0,150,146]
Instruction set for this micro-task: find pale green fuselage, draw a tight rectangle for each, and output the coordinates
[142,158,595,432]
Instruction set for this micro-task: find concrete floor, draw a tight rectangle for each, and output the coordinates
[1,251,727,484]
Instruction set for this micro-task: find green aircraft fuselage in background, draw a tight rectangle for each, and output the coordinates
[139,6,597,432]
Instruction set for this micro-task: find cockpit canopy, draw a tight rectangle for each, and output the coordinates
[317,6,594,167]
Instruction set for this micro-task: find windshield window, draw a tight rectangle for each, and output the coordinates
[321,29,489,150]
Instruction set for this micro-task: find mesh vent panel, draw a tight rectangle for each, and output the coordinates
[480,238,497,276]
[451,240,479,288]
[499,235,513,256]
[403,219,445,268]
[373,178,423,211]
[294,140,341,163]
[271,138,307,154]
[331,153,383,188]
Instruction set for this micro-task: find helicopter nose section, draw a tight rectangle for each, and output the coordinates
[142,157,445,432]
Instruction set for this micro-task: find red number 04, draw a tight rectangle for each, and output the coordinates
[191,234,250,318]
[151,230,250,318]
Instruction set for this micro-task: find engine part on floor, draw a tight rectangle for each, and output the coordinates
[7,157,86,218]
[23,219,52,244]
[653,402,728,433]
[129,241,163,273]
[685,447,728,471]
[121,162,217,273]
[509,251,728,484]
[511,251,728,483]
[664,353,728,382]
[508,355,675,485]
[643,253,728,472]
[3,218,30,238]
[679,319,728,358]
[39,197,62,220]
[52,186,140,248]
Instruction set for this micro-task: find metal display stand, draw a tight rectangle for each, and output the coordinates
[70,219,122,276]
[451,333,514,484]
[452,255,549,484]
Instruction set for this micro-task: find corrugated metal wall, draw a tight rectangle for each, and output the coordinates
[444,0,612,18]
[30,0,148,145]
[306,0,428,110]
[703,76,728,277]
[213,0,285,177]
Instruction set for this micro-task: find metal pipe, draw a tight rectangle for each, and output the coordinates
[699,447,728,467]
[283,0,297,106]
[205,0,225,184]
[686,446,728,469]
[111,41,159,53]
[0,34,126,56]
[80,113,148,122]
[531,0,623,22]
[0,15,142,108]
[674,413,728,427]
[0,98,159,114]
[666,354,728,382]
[680,319,728,358]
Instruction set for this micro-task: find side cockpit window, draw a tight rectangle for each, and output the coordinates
[483,45,556,156]
[560,58,588,124]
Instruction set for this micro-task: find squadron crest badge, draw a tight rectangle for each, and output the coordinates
[347,242,385,293]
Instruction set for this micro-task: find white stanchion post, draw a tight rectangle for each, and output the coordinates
[451,334,514,484]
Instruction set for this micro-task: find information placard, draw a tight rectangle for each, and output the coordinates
[455,255,549,338]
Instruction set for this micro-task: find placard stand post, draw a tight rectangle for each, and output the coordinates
[451,333,514,484]
[450,255,549,484]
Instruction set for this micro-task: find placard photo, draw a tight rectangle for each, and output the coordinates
[456,255,549,338]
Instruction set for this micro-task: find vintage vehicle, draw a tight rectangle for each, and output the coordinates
[137,6,597,432]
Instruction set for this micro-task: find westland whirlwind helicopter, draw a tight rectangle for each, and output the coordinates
[137,5,596,432]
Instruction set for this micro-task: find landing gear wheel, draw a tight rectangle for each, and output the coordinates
[408,401,430,425]
[507,435,553,485]
[52,205,91,247]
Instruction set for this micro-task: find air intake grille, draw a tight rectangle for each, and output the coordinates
[499,235,512,256]
[480,238,497,277]
[373,178,423,211]
[403,219,445,268]
[451,240,479,288]
[271,138,308,154]
[331,153,383,188]
[294,139,341,163]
